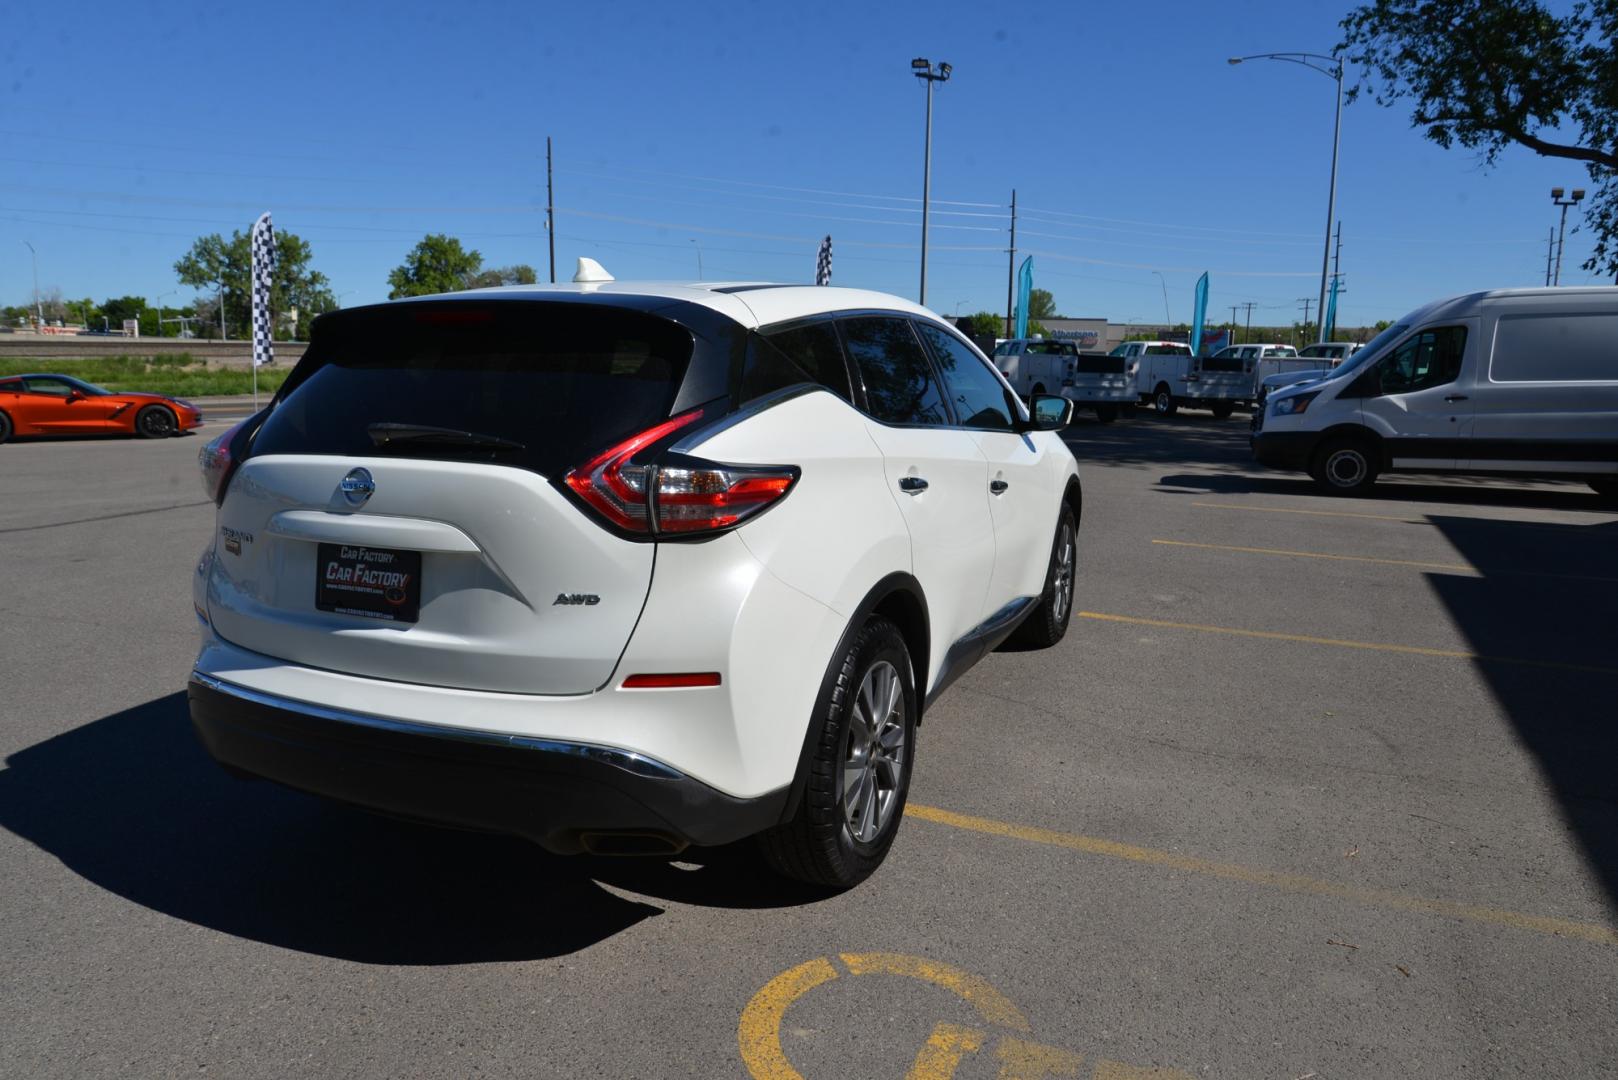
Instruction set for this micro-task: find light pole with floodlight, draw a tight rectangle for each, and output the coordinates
[911,57,951,308]
[1550,187,1585,286]
[1229,51,1342,344]
[155,289,175,337]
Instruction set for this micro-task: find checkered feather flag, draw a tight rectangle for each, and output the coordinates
[250,212,275,368]
[815,235,832,286]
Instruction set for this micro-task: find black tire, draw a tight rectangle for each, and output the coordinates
[1310,435,1380,495]
[1094,405,1118,423]
[758,617,917,889]
[1590,479,1618,504]
[1153,384,1177,416]
[0,409,11,445]
[135,404,177,439]
[1010,503,1077,648]
[1210,403,1235,420]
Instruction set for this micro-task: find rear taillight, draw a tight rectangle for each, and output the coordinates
[199,422,244,505]
[564,411,799,538]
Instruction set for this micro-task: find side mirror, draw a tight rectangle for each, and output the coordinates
[1024,393,1073,431]
[66,390,85,402]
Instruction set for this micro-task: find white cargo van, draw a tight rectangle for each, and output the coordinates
[1252,287,1618,499]
[1113,340,1247,417]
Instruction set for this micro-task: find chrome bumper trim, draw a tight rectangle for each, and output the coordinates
[187,670,685,781]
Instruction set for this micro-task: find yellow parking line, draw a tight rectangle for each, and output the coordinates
[1153,538,1618,583]
[906,804,1618,946]
[1076,610,1618,676]
[1151,538,1475,573]
[1189,500,1419,523]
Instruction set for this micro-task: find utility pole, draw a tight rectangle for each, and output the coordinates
[1229,305,1239,348]
[22,240,42,328]
[1005,189,1017,338]
[1545,227,1555,287]
[1297,298,1314,346]
[1240,301,1256,345]
[218,284,226,340]
[546,136,556,284]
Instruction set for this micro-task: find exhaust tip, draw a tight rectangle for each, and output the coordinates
[579,831,687,857]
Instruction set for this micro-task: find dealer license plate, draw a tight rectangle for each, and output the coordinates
[315,543,422,623]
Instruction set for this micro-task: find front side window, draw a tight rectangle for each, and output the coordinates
[915,322,1015,431]
[1377,326,1467,395]
[24,377,73,396]
[841,317,951,427]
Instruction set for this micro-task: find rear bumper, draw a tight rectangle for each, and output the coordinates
[1251,430,1320,470]
[188,672,787,854]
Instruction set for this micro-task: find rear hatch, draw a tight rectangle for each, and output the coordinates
[205,298,738,695]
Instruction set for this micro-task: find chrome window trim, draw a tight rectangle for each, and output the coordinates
[189,671,686,781]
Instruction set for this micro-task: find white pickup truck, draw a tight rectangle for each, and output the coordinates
[992,338,1134,421]
[1113,339,1247,418]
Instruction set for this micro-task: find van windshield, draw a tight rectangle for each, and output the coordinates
[1324,323,1407,381]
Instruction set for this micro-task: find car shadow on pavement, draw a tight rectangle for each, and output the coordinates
[0,692,666,964]
[1063,410,1257,469]
[1421,515,1618,915]
[1156,471,1610,514]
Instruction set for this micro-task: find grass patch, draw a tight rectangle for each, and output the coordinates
[0,356,291,397]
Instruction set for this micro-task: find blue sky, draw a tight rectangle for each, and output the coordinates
[0,0,1603,329]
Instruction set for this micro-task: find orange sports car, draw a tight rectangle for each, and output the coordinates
[0,373,203,443]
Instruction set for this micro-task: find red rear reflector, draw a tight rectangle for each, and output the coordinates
[622,672,722,689]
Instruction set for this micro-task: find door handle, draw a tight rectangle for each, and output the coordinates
[990,479,1009,495]
[1444,394,1469,402]
[898,476,929,495]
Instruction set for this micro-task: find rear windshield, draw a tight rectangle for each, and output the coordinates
[1145,344,1190,355]
[252,302,698,477]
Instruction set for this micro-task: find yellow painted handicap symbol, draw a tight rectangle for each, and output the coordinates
[738,952,1192,1080]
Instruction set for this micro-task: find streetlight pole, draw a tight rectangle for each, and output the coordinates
[1546,187,1585,286]
[155,289,174,338]
[22,241,42,329]
[911,57,951,308]
[1151,270,1171,328]
[1230,51,1342,343]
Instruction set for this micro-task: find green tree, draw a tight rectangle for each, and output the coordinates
[174,230,334,339]
[1026,288,1057,320]
[466,264,538,289]
[388,234,485,298]
[1340,0,1618,277]
[959,311,1006,338]
[100,295,148,331]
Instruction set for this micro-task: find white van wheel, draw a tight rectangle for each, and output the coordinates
[1311,437,1378,495]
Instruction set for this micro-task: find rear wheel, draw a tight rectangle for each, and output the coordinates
[1210,402,1235,420]
[1310,435,1379,495]
[1010,503,1077,648]
[0,409,11,445]
[1094,405,1118,423]
[758,617,916,889]
[135,404,176,439]
[1153,384,1177,416]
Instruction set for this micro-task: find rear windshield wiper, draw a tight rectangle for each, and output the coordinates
[367,422,526,451]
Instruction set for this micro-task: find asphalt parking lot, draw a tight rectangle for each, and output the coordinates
[3,409,1615,1079]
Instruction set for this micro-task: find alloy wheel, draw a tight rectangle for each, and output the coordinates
[840,659,906,844]
[1051,522,1075,624]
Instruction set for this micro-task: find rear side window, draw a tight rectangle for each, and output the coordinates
[745,321,852,403]
[1490,312,1618,382]
[251,302,699,477]
[1379,326,1467,395]
[915,322,1015,431]
[841,317,951,427]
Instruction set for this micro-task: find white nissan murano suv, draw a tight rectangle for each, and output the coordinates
[189,275,1083,888]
